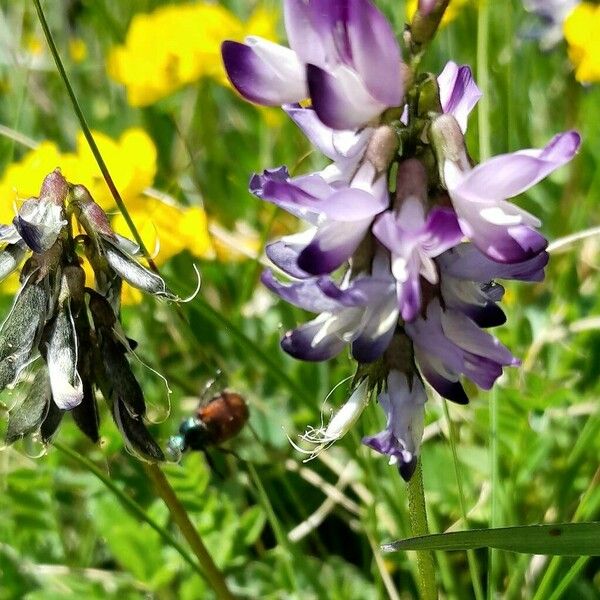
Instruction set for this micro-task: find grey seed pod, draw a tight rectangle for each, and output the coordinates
[5,367,52,444]
[72,308,99,443]
[47,304,83,410]
[112,397,165,462]
[0,244,27,283]
[101,240,176,300]
[0,280,48,391]
[40,400,64,443]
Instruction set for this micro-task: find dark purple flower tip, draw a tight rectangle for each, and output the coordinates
[351,332,392,363]
[468,303,507,328]
[249,167,290,198]
[281,321,345,362]
[484,226,548,264]
[398,456,418,481]
[297,242,344,275]
[221,39,306,106]
[306,63,384,131]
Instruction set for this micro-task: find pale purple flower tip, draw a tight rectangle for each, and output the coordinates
[373,199,463,321]
[437,61,482,133]
[362,371,426,481]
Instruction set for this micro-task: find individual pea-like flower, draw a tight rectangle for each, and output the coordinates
[362,371,426,480]
[372,160,463,321]
[430,114,580,263]
[2,169,188,461]
[222,0,405,130]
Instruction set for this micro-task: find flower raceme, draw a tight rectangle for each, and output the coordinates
[222,0,581,478]
[0,170,188,460]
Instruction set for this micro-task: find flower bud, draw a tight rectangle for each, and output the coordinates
[365,125,399,176]
[428,113,471,187]
[39,169,69,207]
[393,159,428,213]
[70,185,116,240]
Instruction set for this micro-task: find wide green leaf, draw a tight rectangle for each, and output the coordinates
[383,523,600,556]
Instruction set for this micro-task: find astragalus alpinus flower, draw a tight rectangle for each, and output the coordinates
[222,0,580,479]
[1,169,182,461]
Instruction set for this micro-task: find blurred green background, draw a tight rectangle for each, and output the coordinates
[0,0,598,598]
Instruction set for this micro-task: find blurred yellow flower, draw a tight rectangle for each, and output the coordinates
[564,2,600,83]
[68,37,88,63]
[111,197,214,266]
[107,3,278,107]
[73,129,157,209]
[406,0,473,26]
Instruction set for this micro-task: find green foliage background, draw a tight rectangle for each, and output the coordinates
[0,0,598,598]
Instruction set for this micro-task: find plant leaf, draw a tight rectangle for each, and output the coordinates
[382,523,600,556]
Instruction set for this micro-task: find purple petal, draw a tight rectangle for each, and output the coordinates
[283,0,327,65]
[414,348,469,404]
[283,104,371,164]
[281,317,346,361]
[437,62,482,133]
[438,244,549,282]
[347,0,403,106]
[350,289,398,362]
[221,39,307,106]
[317,276,393,307]
[265,233,314,279]
[398,274,421,322]
[307,64,386,130]
[450,131,581,200]
[298,217,372,274]
[422,207,464,254]
[261,269,341,313]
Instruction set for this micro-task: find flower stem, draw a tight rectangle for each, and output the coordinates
[442,400,485,600]
[477,0,491,161]
[52,442,199,576]
[406,460,437,600]
[32,0,155,270]
[144,463,237,600]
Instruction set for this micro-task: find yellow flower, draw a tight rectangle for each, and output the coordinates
[73,128,157,209]
[564,3,600,83]
[106,3,278,106]
[69,37,88,63]
[406,0,473,26]
[111,196,215,266]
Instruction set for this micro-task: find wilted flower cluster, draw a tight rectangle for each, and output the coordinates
[222,0,580,479]
[1,169,183,460]
[0,128,214,303]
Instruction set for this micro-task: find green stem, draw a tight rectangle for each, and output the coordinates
[442,400,485,600]
[52,442,199,576]
[144,463,236,600]
[488,386,500,597]
[477,0,491,161]
[406,460,437,600]
[32,0,154,269]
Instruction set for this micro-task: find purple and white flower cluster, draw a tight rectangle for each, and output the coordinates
[222,0,580,479]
